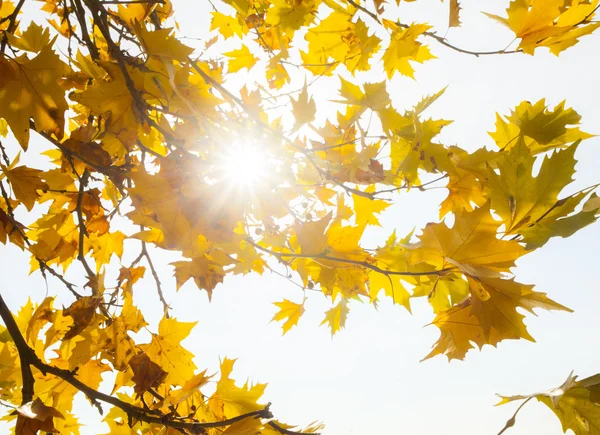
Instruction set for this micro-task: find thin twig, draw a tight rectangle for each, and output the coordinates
[497,397,533,435]
[246,238,451,277]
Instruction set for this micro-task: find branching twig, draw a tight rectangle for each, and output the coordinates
[141,241,170,316]
[75,169,96,280]
[0,292,35,405]
[0,0,25,53]
[246,238,451,277]
[0,290,316,433]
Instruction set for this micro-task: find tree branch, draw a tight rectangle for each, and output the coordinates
[246,238,452,277]
[346,0,520,57]
[0,290,317,433]
[0,0,25,53]
[0,292,35,404]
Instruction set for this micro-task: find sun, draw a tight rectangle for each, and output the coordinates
[216,140,271,191]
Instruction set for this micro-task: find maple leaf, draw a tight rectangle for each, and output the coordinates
[165,370,211,406]
[209,358,266,419]
[139,316,197,386]
[485,0,600,55]
[498,371,600,435]
[15,398,64,434]
[26,296,54,345]
[293,212,332,255]
[487,139,579,236]
[425,276,569,361]
[171,255,225,299]
[62,295,102,340]
[7,22,51,52]
[448,0,462,27]
[272,299,305,334]
[321,298,349,335]
[489,99,593,153]
[410,205,526,273]
[1,164,48,211]
[87,230,126,273]
[225,44,259,73]
[211,11,247,38]
[0,42,69,149]
[381,21,435,78]
[137,26,194,62]
[291,80,316,129]
[130,352,168,397]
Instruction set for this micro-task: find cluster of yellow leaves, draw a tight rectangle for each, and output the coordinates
[1,296,319,434]
[486,0,600,54]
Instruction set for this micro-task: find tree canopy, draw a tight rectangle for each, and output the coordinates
[0,0,599,434]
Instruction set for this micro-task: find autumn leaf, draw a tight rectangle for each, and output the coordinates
[485,0,600,55]
[139,316,197,386]
[0,42,69,149]
[498,371,600,435]
[272,299,305,334]
[321,298,349,335]
[130,352,168,396]
[291,80,316,129]
[15,398,64,434]
[2,165,48,211]
[165,370,211,406]
[62,295,102,340]
[225,44,258,73]
[381,21,435,78]
[209,358,266,419]
[487,139,579,236]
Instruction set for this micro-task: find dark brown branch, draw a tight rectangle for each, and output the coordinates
[85,0,182,147]
[141,241,170,316]
[246,238,451,277]
[0,0,25,53]
[0,292,35,404]
[72,0,100,59]
[0,290,315,432]
[75,169,96,280]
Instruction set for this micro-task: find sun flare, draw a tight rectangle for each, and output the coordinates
[217,140,270,190]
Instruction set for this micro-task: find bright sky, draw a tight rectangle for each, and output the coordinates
[2,1,600,434]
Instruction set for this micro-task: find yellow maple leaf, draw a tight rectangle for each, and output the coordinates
[321,298,349,335]
[211,11,247,38]
[2,165,48,211]
[489,99,593,153]
[410,204,525,273]
[488,139,578,235]
[485,0,600,55]
[171,255,225,299]
[497,371,600,435]
[381,21,435,78]
[140,316,197,386]
[272,299,305,334]
[225,44,258,73]
[137,26,194,61]
[87,230,126,273]
[425,276,569,361]
[7,22,50,52]
[165,370,211,406]
[291,80,316,129]
[209,358,266,419]
[0,42,69,150]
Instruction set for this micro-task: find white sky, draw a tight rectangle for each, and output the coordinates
[2,1,600,434]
